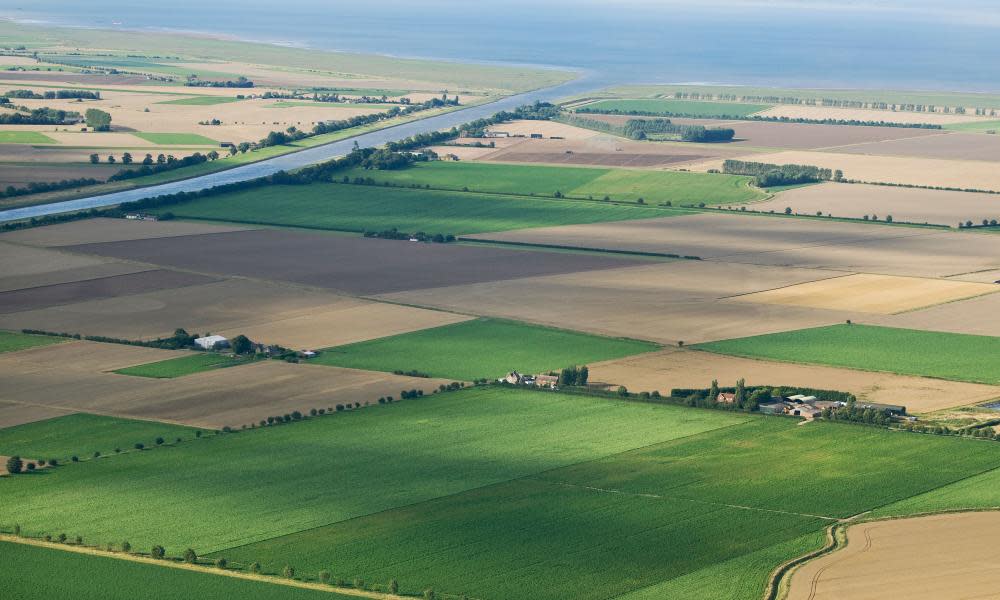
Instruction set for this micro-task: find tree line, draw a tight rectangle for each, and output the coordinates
[574,106,943,129]
[3,88,100,100]
[0,107,80,125]
[722,159,839,187]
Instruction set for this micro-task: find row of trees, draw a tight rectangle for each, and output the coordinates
[185,75,254,88]
[3,89,100,100]
[0,107,80,124]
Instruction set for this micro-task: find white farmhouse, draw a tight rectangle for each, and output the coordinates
[194,335,229,351]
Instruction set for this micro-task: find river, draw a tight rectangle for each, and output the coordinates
[0,76,608,223]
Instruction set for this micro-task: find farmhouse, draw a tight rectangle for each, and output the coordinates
[194,335,229,350]
[789,405,823,419]
[717,392,736,404]
[535,374,559,388]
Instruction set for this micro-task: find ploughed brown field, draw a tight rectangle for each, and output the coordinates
[378,260,853,345]
[0,278,462,348]
[0,341,453,429]
[587,348,1000,413]
[755,104,987,125]
[64,229,649,296]
[828,131,1000,162]
[0,269,219,314]
[582,114,948,150]
[864,291,1000,338]
[754,182,1000,226]
[466,213,1000,277]
[0,218,253,247]
[787,512,1000,600]
[695,150,1000,191]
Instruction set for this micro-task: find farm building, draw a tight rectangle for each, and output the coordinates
[788,405,823,419]
[194,335,229,350]
[759,402,787,415]
[859,402,907,416]
[484,131,510,138]
[717,392,737,404]
[535,374,559,388]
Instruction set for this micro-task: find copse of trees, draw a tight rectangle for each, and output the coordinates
[723,159,835,187]
[185,75,254,88]
[6,455,23,474]
[0,107,80,125]
[558,365,590,386]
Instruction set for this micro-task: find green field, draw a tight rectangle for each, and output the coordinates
[160,180,679,235]
[0,389,744,554]
[313,318,659,380]
[0,131,57,144]
[4,388,1000,600]
[0,330,65,354]
[0,542,355,600]
[157,96,241,106]
[132,132,218,145]
[0,413,202,462]
[873,462,1000,518]
[113,353,252,379]
[334,161,765,205]
[943,120,1000,132]
[695,324,1000,385]
[579,98,772,117]
[219,417,1000,600]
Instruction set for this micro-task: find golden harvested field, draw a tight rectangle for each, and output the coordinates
[379,260,851,344]
[487,120,606,140]
[0,218,253,247]
[865,292,1000,337]
[0,241,117,278]
[699,150,1000,191]
[215,301,473,350]
[755,182,1000,226]
[787,512,1000,600]
[755,104,986,125]
[732,273,999,314]
[467,213,1000,277]
[425,145,499,160]
[947,268,1000,283]
[0,342,454,429]
[587,348,1000,413]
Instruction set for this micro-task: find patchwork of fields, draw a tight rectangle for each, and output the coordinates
[4,393,1000,600]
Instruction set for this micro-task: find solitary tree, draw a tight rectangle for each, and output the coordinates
[231,334,253,355]
[708,379,719,403]
[122,540,132,553]
[121,152,133,165]
[142,153,154,165]
[734,378,747,408]
[183,548,197,563]
[389,579,399,593]
[283,565,295,579]
[319,570,331,584]
[85,108,112,131]
[249,561,261,574]
[5,455,22,474]
[89,153,99,164]
[151,545,165,559]
[214,557,227,569]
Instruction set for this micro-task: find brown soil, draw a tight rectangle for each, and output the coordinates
[756,105,985,125]
[0,269,219,314]
[588,348,1000,414]
[786,512,1000,600]
[864,291,1000,338]
[754,182,1000,226]
[828,131,1000,162]
[0,342,456,429]
[1,218,253,248]
[65,229,649,296]
[466,213,1000,277]
[379,261,852,345]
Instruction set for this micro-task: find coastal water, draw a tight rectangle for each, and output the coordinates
[7,0,1000,92]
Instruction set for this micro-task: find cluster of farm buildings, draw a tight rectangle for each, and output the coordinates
[721,392,907,420]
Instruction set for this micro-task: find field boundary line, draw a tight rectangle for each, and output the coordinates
[533,479,840,521]
[809,130,954,153]
[0,534,403,599]
[212,414,756,556]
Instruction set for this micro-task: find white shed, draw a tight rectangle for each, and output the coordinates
[194,335,229,350]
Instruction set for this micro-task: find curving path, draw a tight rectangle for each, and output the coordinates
[0,75,605,223]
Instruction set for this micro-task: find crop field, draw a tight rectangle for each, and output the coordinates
[160,181,677,235]
[579,99,772,117]
[64,229,647,296]
[156,96,242,106]
[870,291,1000,338]
[0,330,64,354]
[0,388,745,552]
[332,161,765,204]
[113,353,254,379]
[0,541,354,600]
[944,119,1000,132]
[589,348,1000,414]
[0,413,201,461]
[755,181,1000,226]
[829,131,1000,162]
[754,104,984,125]
[131,133,218,145]
[220,417,1000,600]
[787,512,1000,600]
[0,131,56,144]
[0,218,253,248]
[0,269,219,315]
[696,324,1000,384]
[313,318,659,380]
[731,273,999,314]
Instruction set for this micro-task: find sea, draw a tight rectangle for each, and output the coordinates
[5,0,1000,93]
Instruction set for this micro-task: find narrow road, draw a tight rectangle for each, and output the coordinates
[0,75,604,223]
